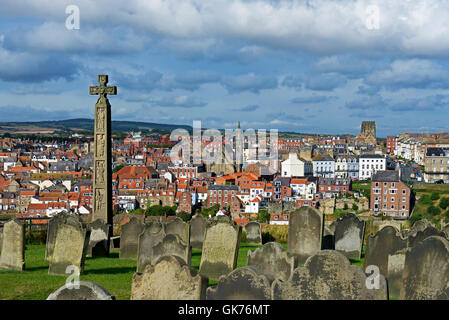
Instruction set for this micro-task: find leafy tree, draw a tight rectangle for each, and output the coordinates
[421,194,433,205]
[177,211,191,222]
[257,209,271,223]
[352,203,359,211]
[146,205,177,217]
[427,205,441,217]
[439,197,449,210]
[343,203,349,210]
[201,204,220,217]
[113,164,125,173]
[128,208,144,215]
[431,192,440,201]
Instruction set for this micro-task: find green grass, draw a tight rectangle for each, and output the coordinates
[1,242,366,300]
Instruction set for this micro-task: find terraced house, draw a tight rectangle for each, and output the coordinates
[424,147,449,183]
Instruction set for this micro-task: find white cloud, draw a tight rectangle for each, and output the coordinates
[3,0,449,57]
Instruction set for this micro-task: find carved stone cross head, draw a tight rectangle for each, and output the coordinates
[89,74,117,101]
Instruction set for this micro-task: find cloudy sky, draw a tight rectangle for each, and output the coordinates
[1,0,449,137]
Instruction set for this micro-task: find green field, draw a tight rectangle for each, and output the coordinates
[0,242,365,300]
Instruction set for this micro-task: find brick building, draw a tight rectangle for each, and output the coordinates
[370,170,411,219]
[207,184,239,209]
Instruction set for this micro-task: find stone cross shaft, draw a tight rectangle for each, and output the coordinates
[90,74,115,255]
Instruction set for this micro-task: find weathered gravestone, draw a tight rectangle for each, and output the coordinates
[206,266,272,300]
[165,217,190,247]
[0,219,25,271]
[387,249,407,300]
[190,214,206,249]
[131,255,208,300]
[47,281,114,300]
[151,234,191,266]
[120,217,144,259]
[45,211,70,261]
[87,219,110,258]
[406,226,447,248]
[400,236,449,300]
[272,250,388,300]
[48,217,90,275]
[199,216,241,280]
[334,213,365,260]
[287,207,323,266]
[137,222,166,273]
[247,241,295,283]
[245,222,262,245]
[364,226,406,278]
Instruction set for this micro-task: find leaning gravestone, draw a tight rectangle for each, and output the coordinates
[48,217,90,275]
[137,222,166,273]
[287,207,323,265]
[400,236,449,300]
[120,217,144,259]
[334,213,365,260]
[47,281,114,300]
[245,222,262,245]
[406,226,447,248]
[0,219,25,271]
[247,242,295,283]
[207,266,271,300]
[151,234,191,266]
[165,217,190,247]
[190,214,206,249]
[387,249,407,300]
[272,250,388,300]
[364,226,407,278]
[131,255,208,300]
[199,216,241,280]
[45,212,70,261]
[87,219,110,258]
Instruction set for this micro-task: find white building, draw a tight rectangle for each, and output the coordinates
[359,154,386,180]
[335,155,359,180]
[281,153,312,177]
[312,154,335,178]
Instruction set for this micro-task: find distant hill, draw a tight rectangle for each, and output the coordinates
[0,118,193,134]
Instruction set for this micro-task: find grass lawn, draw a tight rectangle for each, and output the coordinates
[0,242,366,300]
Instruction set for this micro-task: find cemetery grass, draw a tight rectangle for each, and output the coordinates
[1,243,367,300]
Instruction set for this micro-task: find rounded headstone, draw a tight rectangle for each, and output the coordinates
[206,266,272,300]
[131,255,207,300]
[273,250,388,300]
[47,281,114,300]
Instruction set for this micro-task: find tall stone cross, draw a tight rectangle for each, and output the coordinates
[89,75,116,250]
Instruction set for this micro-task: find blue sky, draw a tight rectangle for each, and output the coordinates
[1,0,449,137]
